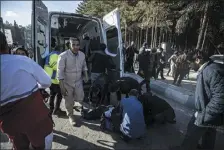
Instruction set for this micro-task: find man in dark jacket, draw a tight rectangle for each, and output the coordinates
[170,52,224,150]
[138,43,151,92]
[156,47,166,80]
[173,50,190,86]
[125,41,138,73]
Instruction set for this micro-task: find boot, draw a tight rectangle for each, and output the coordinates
[53,108,66,116]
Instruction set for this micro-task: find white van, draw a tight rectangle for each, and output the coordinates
[32,1,144,104]
[32,0,124,78]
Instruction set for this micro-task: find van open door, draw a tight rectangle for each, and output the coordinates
[32,0,49,67]
[102,8,124,77]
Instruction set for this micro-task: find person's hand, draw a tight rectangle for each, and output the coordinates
[84,76,89,83]
[61,86,68,96]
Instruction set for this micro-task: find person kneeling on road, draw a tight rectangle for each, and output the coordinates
[139,92,176,126]
[119,89,146,142]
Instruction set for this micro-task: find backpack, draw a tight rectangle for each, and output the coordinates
[100,106,121,132]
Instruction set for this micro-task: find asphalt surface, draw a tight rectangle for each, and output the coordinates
[1,69,224,150]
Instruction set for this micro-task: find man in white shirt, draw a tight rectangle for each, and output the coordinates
[57,37,88,126]
[0,31,53,150]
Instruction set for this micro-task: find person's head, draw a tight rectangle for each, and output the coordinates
[0,31,9,54]
[129,89,139,98]
[174,51,178,55]
[190,51,210,71]
[143,42,148,48]
[100,43,106,52]
[151,48,157,54]
[70,37,80,53]
[14,47,29,56]
[158,47,163,53]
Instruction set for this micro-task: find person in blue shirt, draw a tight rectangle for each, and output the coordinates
[120,89,146,142]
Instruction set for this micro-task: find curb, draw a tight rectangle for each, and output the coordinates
[150,80,195,110]
[123,73,196,110]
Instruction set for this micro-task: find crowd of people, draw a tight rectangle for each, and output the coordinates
[1,29,224,150]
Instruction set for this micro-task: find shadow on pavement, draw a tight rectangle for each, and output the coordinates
[53,129,107,149]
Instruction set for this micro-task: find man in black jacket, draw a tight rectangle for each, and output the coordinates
[125,41,138,73]
[170,51,224,150]
[138,44,151,92]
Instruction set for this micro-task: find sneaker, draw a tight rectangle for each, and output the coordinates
[53,109,66,116]
[69,116,76,126]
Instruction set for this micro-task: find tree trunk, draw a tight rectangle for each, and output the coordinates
[201,19,209,51]
[145,27,149,44]
[196,1,209,50]
[159,28,162,46]
[151,17,155,47]
[140,28,142,47]
[154,18,158,47]
[125,20,127,43]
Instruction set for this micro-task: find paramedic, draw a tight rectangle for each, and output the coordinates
[120,89,146,142]
[57,37,89,126]
[44,37,66,116]
[0,31,53,150]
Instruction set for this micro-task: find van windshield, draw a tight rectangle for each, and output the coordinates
[50,13,102,53]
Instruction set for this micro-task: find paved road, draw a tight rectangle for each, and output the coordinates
[1,96,224,149]
[1,70,224,150]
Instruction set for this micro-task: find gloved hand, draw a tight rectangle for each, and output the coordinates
[59,80,68,96]
[83,71,89,83]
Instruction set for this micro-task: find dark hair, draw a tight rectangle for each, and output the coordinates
[70,37,80,43]
[129,89,139,97]
[0,31,9,54]
[100,43,106,51]
[16,47,29,56]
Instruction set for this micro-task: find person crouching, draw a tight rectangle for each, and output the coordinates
[119,89,146,142]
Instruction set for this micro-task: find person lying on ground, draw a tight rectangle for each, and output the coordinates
[138,92,176,126]
[119,89,146,142]
[109,77,144,101]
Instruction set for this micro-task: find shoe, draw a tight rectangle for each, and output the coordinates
[53,109,66,116]
[69,116,76,126]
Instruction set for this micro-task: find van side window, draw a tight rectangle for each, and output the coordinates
[106,27,118,54]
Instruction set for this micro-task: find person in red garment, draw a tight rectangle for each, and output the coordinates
[0,31,53,150]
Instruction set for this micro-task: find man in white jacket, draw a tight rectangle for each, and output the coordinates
[57,37,88,126]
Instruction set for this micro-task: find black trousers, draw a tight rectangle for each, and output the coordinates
[156,64,165,79]
[125,60,134,73]
[49,84,62,111]
[181,115,216,150]
[173,68,186,85]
